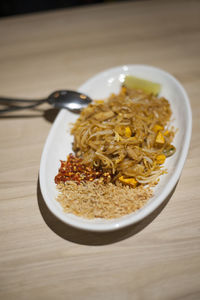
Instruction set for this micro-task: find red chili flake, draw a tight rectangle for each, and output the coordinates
[54,153,111,185]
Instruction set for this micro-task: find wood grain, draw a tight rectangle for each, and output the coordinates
[0,1,200,299]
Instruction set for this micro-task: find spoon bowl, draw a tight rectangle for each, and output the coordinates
[47,90,92,112]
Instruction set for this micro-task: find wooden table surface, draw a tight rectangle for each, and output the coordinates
[0,0,200,299]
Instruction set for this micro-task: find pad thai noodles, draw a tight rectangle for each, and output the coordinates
[54,81,176,219]
[70,86,176,188]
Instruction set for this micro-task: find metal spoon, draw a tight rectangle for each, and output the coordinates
[0,90,92,114]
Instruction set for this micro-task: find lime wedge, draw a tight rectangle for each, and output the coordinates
[124,75,161,95]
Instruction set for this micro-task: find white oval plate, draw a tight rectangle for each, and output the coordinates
[39,65,192,232]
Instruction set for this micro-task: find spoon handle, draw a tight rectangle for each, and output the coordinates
[0,98,47,114]
[0,97,42,103]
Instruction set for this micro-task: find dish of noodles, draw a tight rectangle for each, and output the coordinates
[40,64,192,230]
[54,79,176,219]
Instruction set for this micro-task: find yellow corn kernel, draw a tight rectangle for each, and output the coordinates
[94,100,104,104]
[125,126,132,138]
[156,154,166,165]
[155,131,165,144]
[153,124,164,133]
[119,176,137,188]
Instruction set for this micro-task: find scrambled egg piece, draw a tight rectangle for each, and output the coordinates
[155,131,165,144]
[153,124,164,132]
[125,127,132,138]
[119,176,138,188]
[156,154,166,164]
